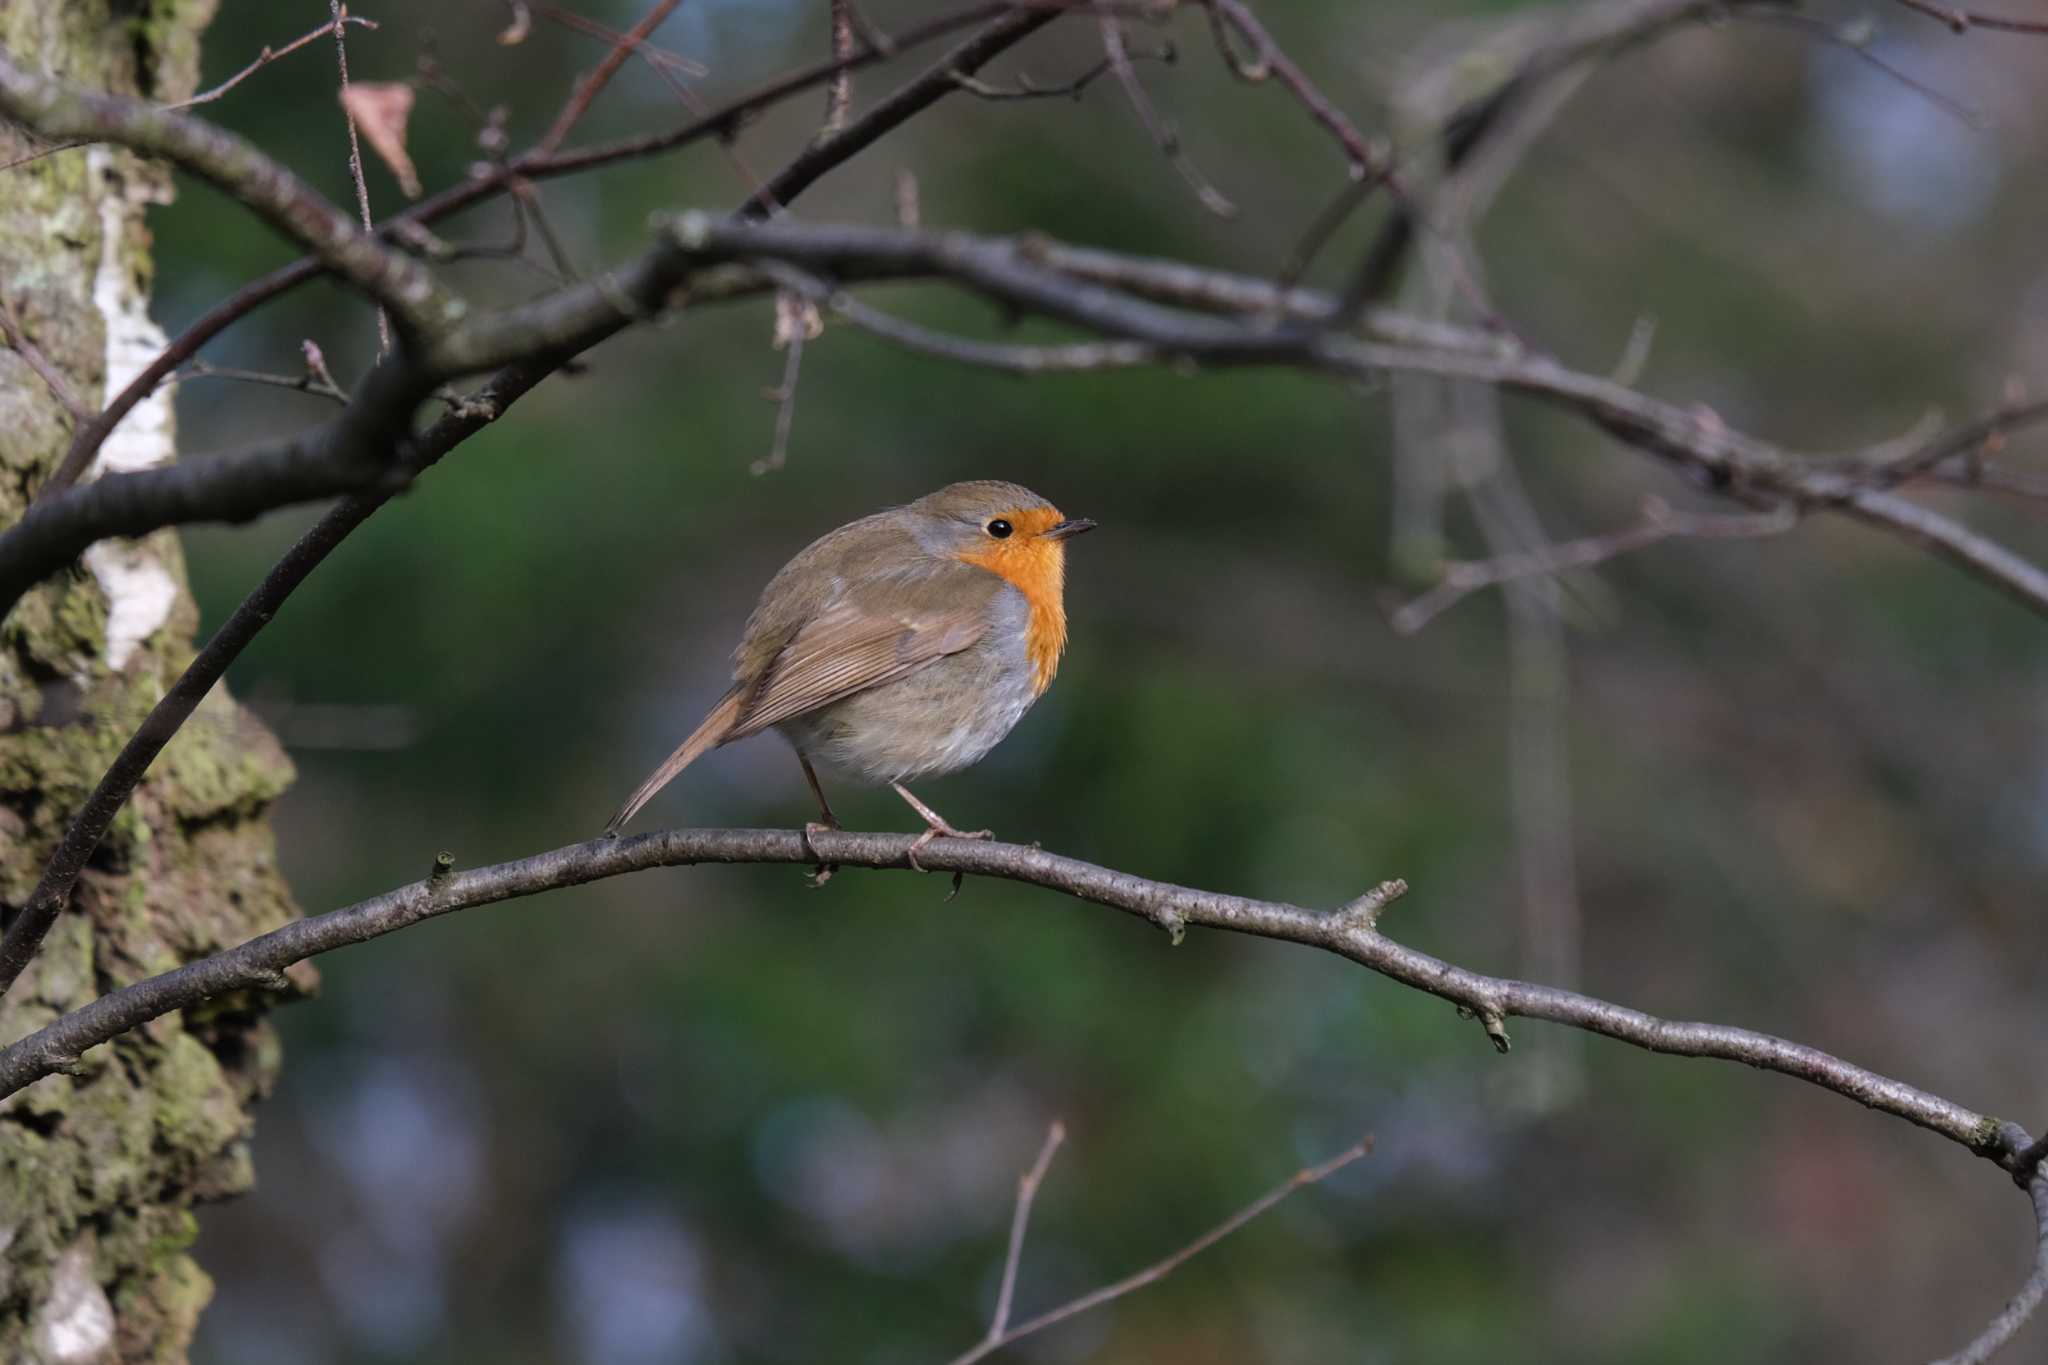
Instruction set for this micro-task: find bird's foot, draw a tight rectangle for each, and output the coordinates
[905,819,992,874]
[803,819,841,888]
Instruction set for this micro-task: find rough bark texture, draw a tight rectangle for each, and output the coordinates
[0,4,304,1361]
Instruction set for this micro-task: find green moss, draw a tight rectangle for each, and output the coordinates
[143,1212,198,1271]
[156,690,295,823]
[148,1033,242,1157]
[0,4,288,1358]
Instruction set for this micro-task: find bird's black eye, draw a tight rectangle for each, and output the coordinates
[986,519,1013,539]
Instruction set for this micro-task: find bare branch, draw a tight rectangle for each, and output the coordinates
[1389,497,1797,634]
[0,49,460,340]
[173,13,378,110]
[739,6,1062,218]
[989,1122,1066,1342]
[1097,11,1237,217]
[751,292,816,475]
[12,217,2048,629]
[177,358,350,405]
[0,827,2021,1163]
[0,358,545,1008]
[1741,9,1988,127]
[1936,1175,2048,1365]
[1865,396,2048,486]
[1935,461,2048,502]
[536,0,685,155]
[820,0,859,141]
[768,262,1157,372]
[32,0,1077,503]
[1893,0,2048,35]
[949,1131,1373,1365]
[0,14,380,173]
[0,293,87,425]
[537,5,706,80]
[329,1,390,352]
[1206,0,1377,173]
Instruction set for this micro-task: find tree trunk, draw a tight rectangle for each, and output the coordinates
[0,4,304,1361]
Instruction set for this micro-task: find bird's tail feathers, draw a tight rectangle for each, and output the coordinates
[604,688,743,835]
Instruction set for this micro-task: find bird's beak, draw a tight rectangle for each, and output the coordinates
[1043,517,1097,542]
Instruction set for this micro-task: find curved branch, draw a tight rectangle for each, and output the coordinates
[0,827,2019,1166]
[0,359,532,1004]
[3,825,2043,1358]
[1938,1175,2048,1365]
[10,218,2047,629]
[738,6,1060,217]
[0,50,462,340]
[29,0,1077,502]
[0,357,435,626]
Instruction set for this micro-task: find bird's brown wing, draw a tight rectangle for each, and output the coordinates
[605,546,1000,835]
[729,594,988,739]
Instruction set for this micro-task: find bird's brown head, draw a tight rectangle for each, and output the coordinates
[906,480,1095,693]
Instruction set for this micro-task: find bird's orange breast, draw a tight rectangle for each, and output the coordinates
[953,508,1070,695]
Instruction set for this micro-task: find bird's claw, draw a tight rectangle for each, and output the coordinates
[905,822,992,873]
[803,819,841,888]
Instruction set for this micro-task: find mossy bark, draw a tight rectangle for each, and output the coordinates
[0,4,306,1361]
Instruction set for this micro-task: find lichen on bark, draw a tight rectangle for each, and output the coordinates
[0,3,306,1360]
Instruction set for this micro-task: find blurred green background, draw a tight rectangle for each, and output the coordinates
[139,1,2048,1360]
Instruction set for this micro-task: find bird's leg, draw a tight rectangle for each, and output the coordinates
[798,752,840,888]
[891,781,992,873]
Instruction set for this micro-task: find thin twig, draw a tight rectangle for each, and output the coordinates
[1893,0,2048,35]
[27,0,1075,504]
[537,5,706,79]
[0,294,86,424]
[509,178,579,279]
[1934,460,2048,502]
[945,44,1166,100]
[1609,315,1657,387]
[1097,10,1237,217]
[302,339,346,396]
[1390,498,1798,634]
[329,1,389,354]
[767,261,1156,372]
[949,1132,1374,1365]
[751,296,811,475]
[172,14,378,109]
[1206,0,1377,174]
[1742,9,1988,127]
[821,0,859,142]
[537,0,685,155]
[0,15,380,173]
[989,1122,1066,1341]
[1867,396,2048,486]
[178,358,349,405]
[1935,1175,2048,1365]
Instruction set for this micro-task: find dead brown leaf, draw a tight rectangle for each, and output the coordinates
[339,82,420,198]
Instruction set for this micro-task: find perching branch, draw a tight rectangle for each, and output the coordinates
[0,824,2039,1363]
[0,827,2021,1154]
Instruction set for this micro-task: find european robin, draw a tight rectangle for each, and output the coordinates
[605,480,1095,868]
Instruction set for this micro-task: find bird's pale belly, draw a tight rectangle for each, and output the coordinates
[777,644,1040,784]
